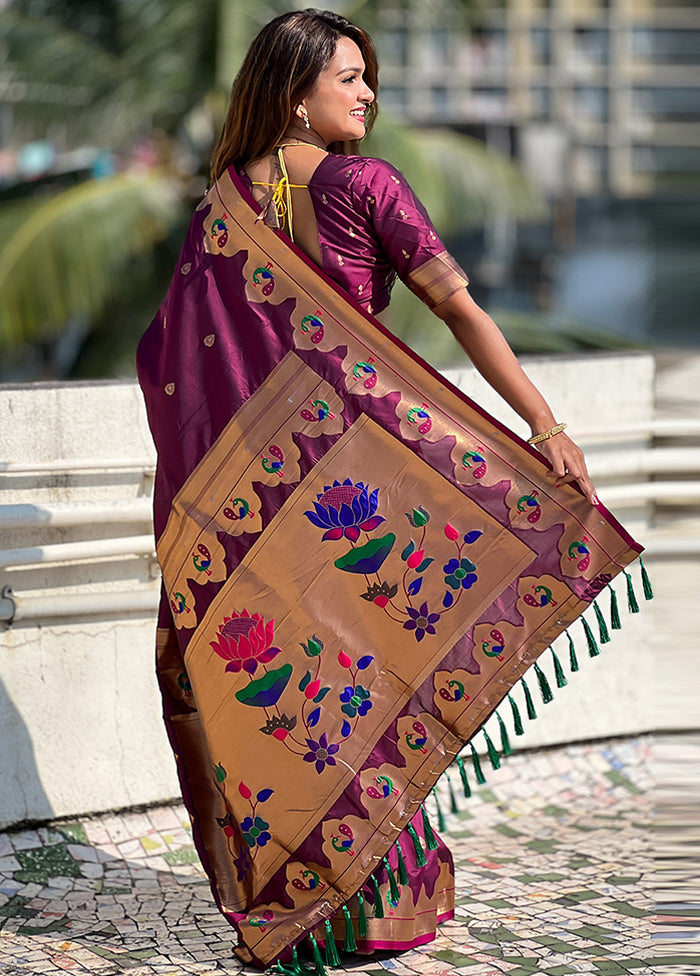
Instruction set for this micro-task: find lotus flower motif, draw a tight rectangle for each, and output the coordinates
[304,478,385,542]
[209,610,282,675]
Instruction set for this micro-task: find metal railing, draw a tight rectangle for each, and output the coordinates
[1,422,698,625]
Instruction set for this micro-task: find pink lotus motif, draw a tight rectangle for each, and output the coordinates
[210,610,282,674]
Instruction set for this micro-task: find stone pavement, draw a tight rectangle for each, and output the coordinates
[0,737,675,976]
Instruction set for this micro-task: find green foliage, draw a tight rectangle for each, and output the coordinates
[366,118,547,233]
[0,173,181,351]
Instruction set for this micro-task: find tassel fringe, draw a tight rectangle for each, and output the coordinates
[384,857,401,904]
[370,873,385,917]
[566,630,579,672]
[457,755,471,796]
[593,600,611,644]
[422,802,439,848]
[508,694,524,735]
[309,935,327,976]
[534,662,554,704]
[323,920,340,968]
[357,889,368,938]
[640,557,654,600]
[582,616,600,657]
[395,839,408,884]
[470,742,486,784]
[521,677,537,720]
[406,823,427,866]
[551,647,567,688]
[496,711,512,755]
[483,729,501,769]
[447,774,460,814]
[624,569,640,613]
[609,584,621,630]
[341,905,356,953]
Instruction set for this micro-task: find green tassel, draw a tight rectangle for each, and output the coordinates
[447,774,459,814]
[341,904,356,953]
[521,677,537,719]
[383,856,401,903]
[624,569,640,613]
[483,729,501,769]
[370,873,385,917]
[508,694,524,735]
[431,786,446,832]
[422,802,439,848]
[496,711,512,755]
[566,630,579,672]
[323,920,340,968]
[593,600,610,643]
[534,662,553,704]
[309,934,327,976]
[291,947,303,976]
[470,742,486,784]
[357,890,368,938]
[609,584,621,630]
[456,755,471,796]
[551,647,567,689]
[395,839,408,884]
[406,822,427,866]
[582,616,600,657]
[640,557,653,600]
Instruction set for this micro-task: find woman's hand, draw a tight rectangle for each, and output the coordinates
[531,430,598,506]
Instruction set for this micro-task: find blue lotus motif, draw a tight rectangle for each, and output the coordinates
[304,479,385,542]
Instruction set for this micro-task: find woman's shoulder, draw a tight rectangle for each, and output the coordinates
[312,153,404,191]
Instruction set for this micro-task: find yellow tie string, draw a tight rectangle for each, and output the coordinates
[251,148,307,242]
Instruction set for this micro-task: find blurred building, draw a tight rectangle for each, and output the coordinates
[376,0,699,200]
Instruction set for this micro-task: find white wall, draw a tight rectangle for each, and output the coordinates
[0,354,663,827]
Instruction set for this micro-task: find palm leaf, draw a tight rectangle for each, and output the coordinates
[0,173,181,350]
[365,118,547,232]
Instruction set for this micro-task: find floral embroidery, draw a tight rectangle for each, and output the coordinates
[304,479,385,542]
[209,610,282,675]
[303,732,340,774]
[241,815,271,848]
[443,556,478,591]
[360,581,398,607]
[233,846,252,881]
[403,601,441,642]
[212,766,274,878]
[340,684,372,718]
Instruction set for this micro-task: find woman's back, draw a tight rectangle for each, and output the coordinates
[239,148,468,316]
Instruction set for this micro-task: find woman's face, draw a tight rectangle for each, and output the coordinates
[301,36,374,145]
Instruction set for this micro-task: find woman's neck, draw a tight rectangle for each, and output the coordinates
[281,121,327,151]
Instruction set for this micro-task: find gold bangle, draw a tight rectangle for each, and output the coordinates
[528,423,567,445]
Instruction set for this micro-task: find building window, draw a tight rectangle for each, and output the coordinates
[530,86,551,118]
[630,29,700,64]
[632,88,700,122]
[531,28,551,65]
[572,28,609,68]
[574,86,608,122]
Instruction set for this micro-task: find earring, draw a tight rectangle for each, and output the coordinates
[300,107,310,130]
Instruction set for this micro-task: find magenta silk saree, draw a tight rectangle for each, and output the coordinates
[137,162,646,970]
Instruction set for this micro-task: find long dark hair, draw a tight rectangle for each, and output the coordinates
[210,9,378,181]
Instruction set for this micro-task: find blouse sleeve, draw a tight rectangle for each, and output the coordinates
[350,158,469,309]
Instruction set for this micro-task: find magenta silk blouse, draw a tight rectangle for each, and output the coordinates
[239,154,469,316]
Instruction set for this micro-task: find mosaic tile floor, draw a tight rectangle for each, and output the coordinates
[0,738,677,976]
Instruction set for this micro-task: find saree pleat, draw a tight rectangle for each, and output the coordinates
[137,165,643,969]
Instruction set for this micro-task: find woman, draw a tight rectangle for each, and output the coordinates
[137,9,644,972]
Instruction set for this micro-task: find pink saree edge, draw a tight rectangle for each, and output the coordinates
[227,164,643,559]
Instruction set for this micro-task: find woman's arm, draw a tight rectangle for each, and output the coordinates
[433,287,597,505]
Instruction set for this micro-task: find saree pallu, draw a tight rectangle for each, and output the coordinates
[137,166,644,970]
